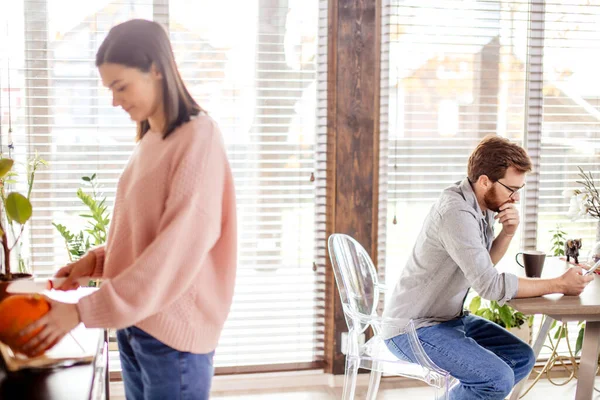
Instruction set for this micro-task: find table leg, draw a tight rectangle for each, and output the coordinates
[509,315,554,400]
[575,321,600,400]
[104,329,110,400]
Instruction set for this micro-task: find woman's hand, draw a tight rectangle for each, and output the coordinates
[54,252,96,290]
[16,297,81,357]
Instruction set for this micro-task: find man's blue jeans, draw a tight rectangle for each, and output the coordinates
[117,326,215,400]
[385,315,536,400]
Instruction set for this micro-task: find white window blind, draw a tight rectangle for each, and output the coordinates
[536,1,600,255]
[380,0,600,361]
[0,0,326,372]
[380,0,529,296]
[534,0,600,359]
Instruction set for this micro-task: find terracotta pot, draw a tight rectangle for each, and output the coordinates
[0,273,33,302]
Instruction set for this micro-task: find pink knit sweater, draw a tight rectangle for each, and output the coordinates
[77,115,237,354]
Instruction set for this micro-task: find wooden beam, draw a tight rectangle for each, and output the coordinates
[324,0,381,375]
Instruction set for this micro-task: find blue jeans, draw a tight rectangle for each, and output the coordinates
[385,315,536,400]
[117,326,215,400]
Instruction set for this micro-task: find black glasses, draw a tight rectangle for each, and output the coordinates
[496,180,525,199]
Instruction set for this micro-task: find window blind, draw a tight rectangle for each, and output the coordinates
[380,0,600,361]
[1,0,326,372]
[536,0,600,256]
[534,0,600,359]
[379,0,529,299]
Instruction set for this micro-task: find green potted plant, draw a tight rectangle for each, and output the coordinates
[53,174,109,262]
[0,154,46,299]
[468,295,533,344]
[550,224,567,258]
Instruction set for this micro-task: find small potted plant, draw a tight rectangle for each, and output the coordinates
[468,295,533,344]
[550,224,567,258]
[0,155,46,299]
[53,173,109,262]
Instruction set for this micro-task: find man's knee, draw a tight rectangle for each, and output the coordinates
[470,362,514,399]
[492,370,515,398]
[517,345,536,381]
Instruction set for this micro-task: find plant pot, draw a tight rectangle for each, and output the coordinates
[0,273,33,302]
[508,324,532,345]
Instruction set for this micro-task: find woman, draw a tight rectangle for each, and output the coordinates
[18,19,237,400]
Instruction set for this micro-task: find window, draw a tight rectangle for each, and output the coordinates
[380,0,600,361]
[3,0,327,372]
[535,1,600,252]
[380,0,528,294]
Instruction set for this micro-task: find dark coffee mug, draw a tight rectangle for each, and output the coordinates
[516,251,546,278]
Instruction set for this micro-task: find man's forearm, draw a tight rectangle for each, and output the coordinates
[515,276,563,298]
[490,230,513,265]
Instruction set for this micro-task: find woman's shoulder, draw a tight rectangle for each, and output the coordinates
[169,113,226,161]
[173,113,220,144]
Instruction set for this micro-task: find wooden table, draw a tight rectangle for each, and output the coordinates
[508,257,600,400]
[0,327,109,400]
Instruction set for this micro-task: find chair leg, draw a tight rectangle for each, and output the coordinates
[342,357,359,400]
[366,369,382,400]
[434,377,452,400]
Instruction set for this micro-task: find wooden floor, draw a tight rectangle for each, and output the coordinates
[109,377,600,399]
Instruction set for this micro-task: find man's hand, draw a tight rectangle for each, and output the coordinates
[495,202,520,237]
[517,266,594,298]
[558,266,595,296]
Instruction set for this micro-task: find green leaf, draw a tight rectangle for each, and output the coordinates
[560,327,567,339]
[576,326,585,356]
[498,306,514,328]
[82,176,91,182]
[483,309,494,321]
[0,158,14,178]
[6,192,32,224]
[469,296,481,314]
[490,300,499,310]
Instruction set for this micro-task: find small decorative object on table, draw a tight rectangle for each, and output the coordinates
[564,239,582,264]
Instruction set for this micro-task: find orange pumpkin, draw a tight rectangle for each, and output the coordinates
[0,294,51,356]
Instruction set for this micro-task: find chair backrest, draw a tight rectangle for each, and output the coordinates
[327,234,379,334]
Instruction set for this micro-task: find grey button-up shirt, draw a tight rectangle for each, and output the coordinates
[382,178,519,339]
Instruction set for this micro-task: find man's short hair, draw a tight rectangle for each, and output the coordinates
[467,135,532,183]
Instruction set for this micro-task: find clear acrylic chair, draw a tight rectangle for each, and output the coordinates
[328,233,457,399]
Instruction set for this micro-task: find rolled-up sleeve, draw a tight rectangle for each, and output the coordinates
[438,209,519,304]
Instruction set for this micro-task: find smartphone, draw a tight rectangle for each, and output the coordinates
[584,259,600,276]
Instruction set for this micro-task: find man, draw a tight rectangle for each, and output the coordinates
[383,135,593,400]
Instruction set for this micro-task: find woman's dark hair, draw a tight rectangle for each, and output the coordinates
[96,19,202,141]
